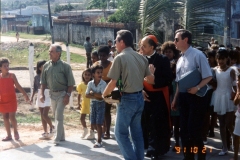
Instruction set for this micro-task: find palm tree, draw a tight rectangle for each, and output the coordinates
[139,0,177,37]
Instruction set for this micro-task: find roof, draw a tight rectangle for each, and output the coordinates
[3,6,49,16]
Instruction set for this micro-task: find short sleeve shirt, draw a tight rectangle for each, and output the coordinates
[83,41,92,53]
[107,47,151,92]
[176,46,212,82]
[41,59,75,91]
[76,82,90,113]
[85,79,107,102]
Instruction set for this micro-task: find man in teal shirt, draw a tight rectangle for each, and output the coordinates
[40,44,75,145]
[84,37,93,68]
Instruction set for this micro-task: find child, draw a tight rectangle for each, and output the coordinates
[0,57,29,141]
[76,68,92,139]
[30,60,55,140]
[231,79,240,160]
[86,65,107,147]
[94,46,112,139]
[211,49,237,156]
[91,50,99,64]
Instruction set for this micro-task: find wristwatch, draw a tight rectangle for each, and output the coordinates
[196,86,200,91]
[66,92,71,97]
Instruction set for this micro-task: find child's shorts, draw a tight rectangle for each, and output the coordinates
[36,89,51,108]
[90,101,105,125]
[233,111,240,136]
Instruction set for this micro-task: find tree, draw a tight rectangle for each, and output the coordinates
[108,0,140,23]
[87,0,121,10]
[139,0,177,37]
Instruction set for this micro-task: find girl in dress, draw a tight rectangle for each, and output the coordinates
[30,60,55,139]
[76,68,92,139]
[211,49,237,156]
[0,57,29,141]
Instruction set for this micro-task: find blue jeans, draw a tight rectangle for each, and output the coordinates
[115,92,144,160]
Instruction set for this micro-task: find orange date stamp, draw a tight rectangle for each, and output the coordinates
[175,146,212,154]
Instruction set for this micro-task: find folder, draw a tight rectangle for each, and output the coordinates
[178,68,208,97]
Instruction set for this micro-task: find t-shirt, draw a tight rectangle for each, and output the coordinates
[76,82,90,114]
[107,47,151,93]
[86,79,107,102]
[83,41,92,53]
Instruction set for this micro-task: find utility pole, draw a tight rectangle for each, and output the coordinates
[47,0,54,44]
[224,0,231,46]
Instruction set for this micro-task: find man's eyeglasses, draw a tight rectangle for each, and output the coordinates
[174,38,179,42]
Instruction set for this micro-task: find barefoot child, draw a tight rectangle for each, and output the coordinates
[76,68,92,139]
[0,57,30,141]
[86,65,107,147]
[30,60,55,139]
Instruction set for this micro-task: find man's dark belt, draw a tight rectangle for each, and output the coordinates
[52,90,65,92]
[122,90,142,95]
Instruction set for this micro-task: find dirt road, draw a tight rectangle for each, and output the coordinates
[0,36,86,56]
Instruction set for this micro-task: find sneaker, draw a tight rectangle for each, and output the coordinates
[50,126,56,134]
[203,140,208,145]
[86,130,95,140]
[81,128,88,139]
[39,133,49,140]
[93,142,102,148]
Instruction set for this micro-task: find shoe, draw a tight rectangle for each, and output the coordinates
[103,134,110,139]
[203,140,208,145]
[2,136,12,141]
[218,150,228,156]
[14,132,19,140]
[93,142,102,148]
[86,130,95,140]
[81,128,88,139]
[50,126,56,134]
[39,133,49,140]
[208,131,215,137]
[53,140,59,146]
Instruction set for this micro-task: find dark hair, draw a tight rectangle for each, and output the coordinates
[229,50,240,64]
[82,68,92,82]
[148,39,157,50]
[0,57,10,67]
[98,46,110,56]
[175,29,192,44]
[86,37,90,41]
[117,30,133,47]
[216,49,229,60]
[206,50,217,58]
[219,44,225,47]
[161,41,180,59]
[91,50,98,57]
[108,40,112,43]
[36,60,46,75]
[91,64,103,74]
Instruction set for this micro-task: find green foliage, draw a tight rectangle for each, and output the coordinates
[27,20,32,26]
[54,3,74,13]
[139,0,177,37]
[87,0,120,10]
[108,0,140,23]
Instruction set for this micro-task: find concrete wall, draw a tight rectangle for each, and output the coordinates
[32,14,50,33]
[231,1,240,38]
[53,22,115,46]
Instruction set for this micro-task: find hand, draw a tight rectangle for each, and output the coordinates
[187,87,198,94]
[63,95,70,105]
[40,95,45,103]
[24,95,30,102]
[142,90,150,102]
[78,104,82,110]
[149,64,156,74]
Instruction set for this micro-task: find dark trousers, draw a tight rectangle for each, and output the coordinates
[86,52,92,68]
[179,93,208,160]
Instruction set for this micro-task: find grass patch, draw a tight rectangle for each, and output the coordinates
[16,113,42,124]
[69,43,85,49]
[1,31,51,40]
[0,43,86,67]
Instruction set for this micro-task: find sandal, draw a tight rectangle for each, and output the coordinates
[103,134,110,139]
[14,132,19,140]
[93,142,102,148]
[2,136,12,141]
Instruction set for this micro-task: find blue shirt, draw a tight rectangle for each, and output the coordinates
[176,46,212,82]
[86,79,107,102]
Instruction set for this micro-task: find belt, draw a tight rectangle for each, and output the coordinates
[122,90,142,94]
[52,90,65,92]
